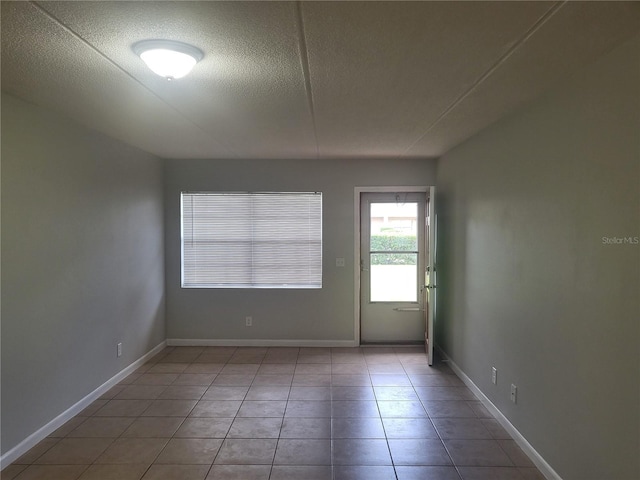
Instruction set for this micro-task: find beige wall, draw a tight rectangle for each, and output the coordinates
[1,93,166,454]
[164,158,437,342]
[436,36,639,480]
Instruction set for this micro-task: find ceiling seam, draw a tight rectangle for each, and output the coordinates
[29,0,242,158]
[402,0,567,157]
[294,1,320,159]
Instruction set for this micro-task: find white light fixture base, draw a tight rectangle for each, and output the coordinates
[133,39,204,80]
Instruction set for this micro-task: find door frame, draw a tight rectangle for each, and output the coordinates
[353,186,429,346]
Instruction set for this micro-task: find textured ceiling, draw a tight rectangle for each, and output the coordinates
[2,1,639,160]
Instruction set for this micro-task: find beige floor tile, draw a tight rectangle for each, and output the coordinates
[48,418,87,438]
[388,439,453,466]
[332,400,380,418]
[424,400,477,418]
[280,418,331,439]
[373,386,418,401]
[480,419,511,439]
[94,400,152,417]
[497,440,536,468]
[245,386,290,401]
[408,374,454,386]
[227,417,282,438]
[381,418,439,439]
[134,374,179,386]
[174,418,232,438]
[334,465,396,480]
[155,438,222,464]
[367,364,406,374]
[331,386,375,401]
[201,386,248,401]
[237,401,286,418]
[294,364,331,375]
[330,375,371,387]
[288,387,331,401]
[67,417,135,438]
[36,438,113,464]
[122,417,185,438]
[14,438,59,464]
[8,465,88,480]
[467,401,492,418]
[270,465,332,480]
[115,385,167,400]
[142,464,210,480]
[284,401,331,418]
[330,364,369,375]
[395,466,461,480]
[78,400,108,417]
[370,374,412,387]
[220,364,260,375]
[182,364,224,374]
[9,350,548,480]
[171,375,216,387]
[147,363,189,374]
[95,438,168,464]
[0,464,27,479]
[142,400,197,417]
[77,464,148,480]
[443,439,514,467]
[291,374,331,387]
[99,385,127,400]
[273,439,331,465]
[189,400,241,417]
[432,418,493,439]
[157,386,207,400]
[211,375,255,386]
[518,468,546,480]
[331,417,385,439]
[257,364,296,375]
[251,375,293,386]
[214,439,277,465]
[332,439,392,465]
[205,465,271,480]
[457,466,525,479]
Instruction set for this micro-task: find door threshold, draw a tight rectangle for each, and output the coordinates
[360,341,425,347]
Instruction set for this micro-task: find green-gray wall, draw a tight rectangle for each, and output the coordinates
[1,93,166,454]
[436,36,639,480]
[164,158,436,342]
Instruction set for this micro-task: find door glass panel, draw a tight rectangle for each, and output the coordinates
[369,202,418,302]
[370,253,417,301]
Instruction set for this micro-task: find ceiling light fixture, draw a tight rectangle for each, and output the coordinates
[133,40,204,80]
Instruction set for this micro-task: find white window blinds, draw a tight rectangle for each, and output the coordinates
[181,192,322,288]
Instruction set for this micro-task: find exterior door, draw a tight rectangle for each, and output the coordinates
[426,186,436,364]
[360,192,426,343]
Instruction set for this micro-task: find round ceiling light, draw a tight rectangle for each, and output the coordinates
[133,40,204,80]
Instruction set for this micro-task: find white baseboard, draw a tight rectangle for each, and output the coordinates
[166,338,358,348]
[437,347,562,480]
[0,341,167,470]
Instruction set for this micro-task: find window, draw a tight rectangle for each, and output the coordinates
[181,192,322,288]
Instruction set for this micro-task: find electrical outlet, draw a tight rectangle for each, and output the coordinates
[491,367,497,385]
[245,316,253,327]
[336,258,345,267]
[117,343,122,357]
[510,384,517,403]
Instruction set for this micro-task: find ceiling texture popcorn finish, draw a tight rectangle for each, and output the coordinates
[2,1,639,160]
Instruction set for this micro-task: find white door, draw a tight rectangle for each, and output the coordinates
[360,192,427,344]
[426,186,437,365]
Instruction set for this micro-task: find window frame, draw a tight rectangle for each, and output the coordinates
[180,191,323,289]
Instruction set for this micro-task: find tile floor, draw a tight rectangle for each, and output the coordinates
[3,346,546,480]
